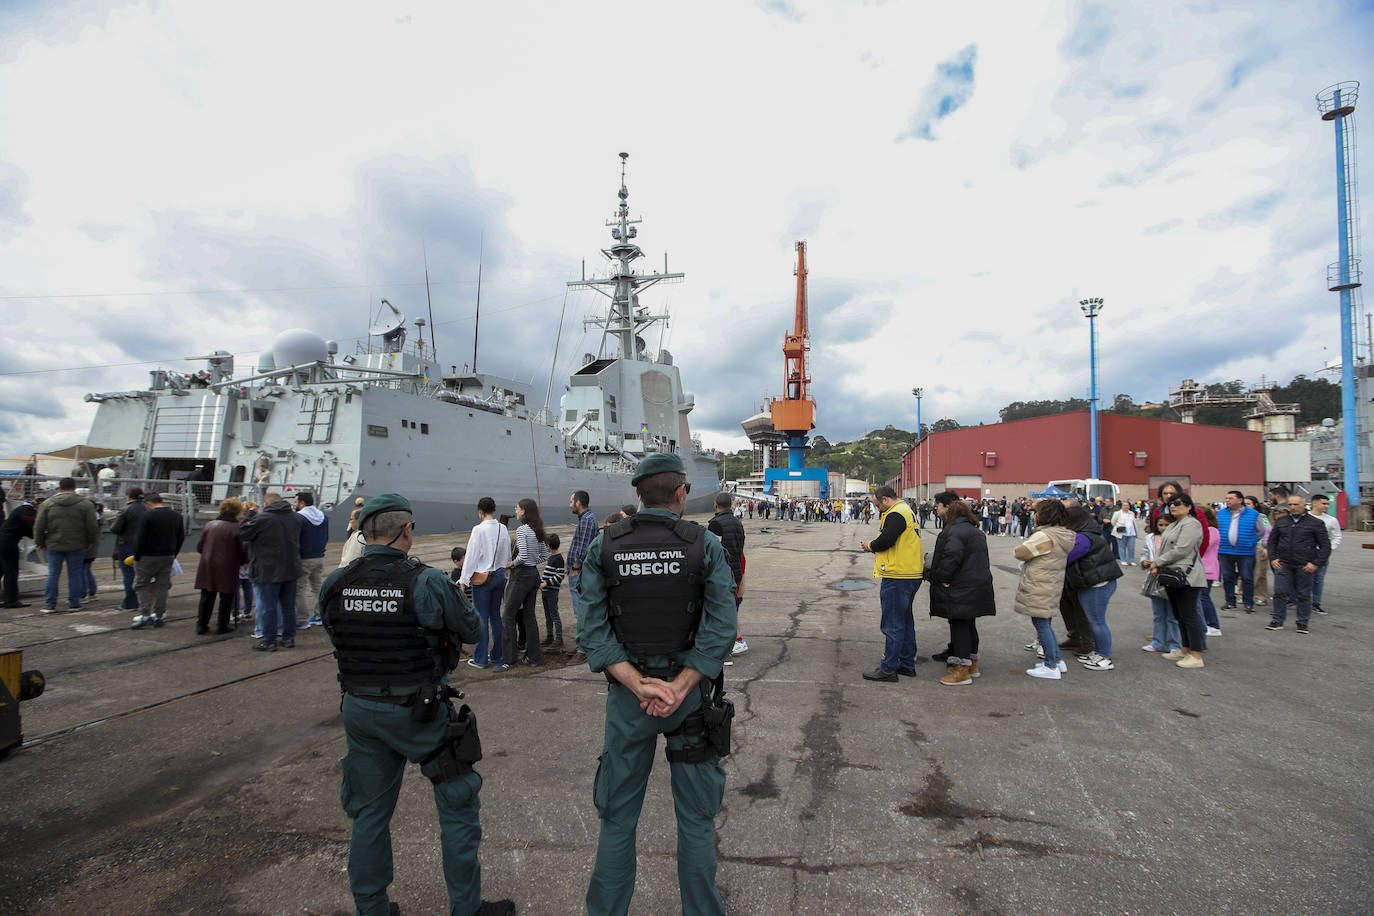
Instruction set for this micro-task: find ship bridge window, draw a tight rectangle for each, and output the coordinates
[586,409,600,421]
[566,410,577,422]
[367,424,388,437]
[421,423,429,435]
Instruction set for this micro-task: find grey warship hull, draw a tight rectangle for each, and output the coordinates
[81,156,721,533]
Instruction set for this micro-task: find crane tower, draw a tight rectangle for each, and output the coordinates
[765,241,829,498]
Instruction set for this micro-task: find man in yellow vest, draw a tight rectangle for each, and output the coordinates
[860,486,924,682]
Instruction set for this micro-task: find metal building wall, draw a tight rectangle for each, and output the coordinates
[905,411,1264,499]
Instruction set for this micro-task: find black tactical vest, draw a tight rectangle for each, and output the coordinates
[600,514,707,657]
[323,554,438,690]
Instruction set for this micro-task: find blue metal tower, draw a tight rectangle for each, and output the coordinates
[1318,82,1365,507]
[1080,298,1104,480]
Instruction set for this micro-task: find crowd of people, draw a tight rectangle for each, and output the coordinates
[859,480,1338,685]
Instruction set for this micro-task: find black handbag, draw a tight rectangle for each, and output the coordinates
[1155,556,1195,589]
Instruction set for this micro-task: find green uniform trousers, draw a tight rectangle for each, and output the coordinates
[586,681,726,916]
[340,693,483,916]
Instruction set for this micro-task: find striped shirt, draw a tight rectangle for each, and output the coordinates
[541,553,566,589]
[514,524,550,567]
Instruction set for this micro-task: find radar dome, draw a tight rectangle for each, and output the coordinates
[271,329,329,367]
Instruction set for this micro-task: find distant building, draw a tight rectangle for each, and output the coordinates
[897,411,1264,504]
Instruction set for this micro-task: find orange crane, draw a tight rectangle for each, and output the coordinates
[770,240,816,435]
[766,241,826,495]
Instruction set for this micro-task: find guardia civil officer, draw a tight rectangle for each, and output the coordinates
[319,494,515,916]
[579,453,738,916]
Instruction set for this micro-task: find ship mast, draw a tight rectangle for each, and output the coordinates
[568,152,683,362]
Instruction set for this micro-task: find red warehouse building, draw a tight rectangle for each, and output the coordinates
[898,411,1264,504]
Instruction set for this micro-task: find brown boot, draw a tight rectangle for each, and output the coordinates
[969,658,980,678]
[940,664,973,686]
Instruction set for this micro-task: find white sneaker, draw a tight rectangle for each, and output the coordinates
[1205,626,1222,637]
[1081,653,1115,671]
[731,639,749,656]
[1023,640,1040,652]
[1057,660,1068,673]
[1026,664,1061,679]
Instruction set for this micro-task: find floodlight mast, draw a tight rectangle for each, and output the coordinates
[1080,298,1104,480]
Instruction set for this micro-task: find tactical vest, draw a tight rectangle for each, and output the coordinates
[323,554,440,691]
[600,514,707,658]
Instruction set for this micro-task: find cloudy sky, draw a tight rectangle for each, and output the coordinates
[2,0,1372,457]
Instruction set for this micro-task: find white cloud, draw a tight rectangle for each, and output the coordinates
[0,0,1371,459]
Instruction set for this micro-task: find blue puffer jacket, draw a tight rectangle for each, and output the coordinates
[1215,506,1260,555]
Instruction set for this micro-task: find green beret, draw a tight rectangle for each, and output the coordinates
[632,452,686,486]
[358,493,413,528]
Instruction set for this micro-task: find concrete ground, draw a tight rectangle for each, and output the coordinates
[0,514,1371,915]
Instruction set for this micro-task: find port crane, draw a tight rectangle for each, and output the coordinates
[765,241,828,497]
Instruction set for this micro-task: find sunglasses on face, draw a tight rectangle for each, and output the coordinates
[1169,500,1185,507]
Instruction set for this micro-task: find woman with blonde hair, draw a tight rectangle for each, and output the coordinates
[195,497,246,634]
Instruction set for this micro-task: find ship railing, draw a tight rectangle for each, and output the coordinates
[1,476,199,536]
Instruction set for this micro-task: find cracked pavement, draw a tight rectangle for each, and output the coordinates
[1,515,1371,914]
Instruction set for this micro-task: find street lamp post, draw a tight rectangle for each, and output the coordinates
[1079,298,1104,481]
[912,387,924,500]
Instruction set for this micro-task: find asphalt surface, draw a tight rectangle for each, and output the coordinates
[1,515,1371,915]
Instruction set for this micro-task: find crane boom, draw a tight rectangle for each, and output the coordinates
[770,240,817,435]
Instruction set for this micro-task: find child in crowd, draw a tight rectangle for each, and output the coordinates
[1199,506,1222,636]
[540,533,566,650]
[1140,514,1182,653]
[450,546,471,599]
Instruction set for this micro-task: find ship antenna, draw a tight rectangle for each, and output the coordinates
[472,233,484,372]
[423,240,438,365]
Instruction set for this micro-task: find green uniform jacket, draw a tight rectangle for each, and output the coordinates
[578,507,739,678]
[34,491,100,553]
[320,544,483,696]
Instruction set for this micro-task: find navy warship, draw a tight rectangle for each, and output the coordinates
[81,155,720,532]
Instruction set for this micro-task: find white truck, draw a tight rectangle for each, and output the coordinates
[1048,478,1120,504]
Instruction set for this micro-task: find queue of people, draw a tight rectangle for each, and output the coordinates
[852,479,1337,687]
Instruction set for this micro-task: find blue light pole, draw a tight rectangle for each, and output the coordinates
[912,387,923,498]
[1318,82,1364,509]
[1080,298,1104,480]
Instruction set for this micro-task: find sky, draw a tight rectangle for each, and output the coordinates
[1,0,1372,458]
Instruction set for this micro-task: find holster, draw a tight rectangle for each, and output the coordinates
[665,674,733,764]
[424,697,482,784]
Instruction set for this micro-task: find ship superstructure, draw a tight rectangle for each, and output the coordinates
[81,155,719,532]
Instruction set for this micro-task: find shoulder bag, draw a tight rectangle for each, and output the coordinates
[1155,555,1195,589]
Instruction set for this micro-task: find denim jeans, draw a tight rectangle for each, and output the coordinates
[877,577,921,673]
[1076,579,1116,658]
[234,578,255,615]
[1219,552,1256,607]
[82,560,97,599]
[1198,581,1219,629]
[255,580,297,644]
[1271,564,1314,626]
[1149,596,1182,651]
[120,559,139,609]
[471,568,506,666]
[44,548,85,608]
[1031,617,1061,666]
[568,572,583,650]
[502,566,542,666]
[1311,564,1328,608]
[1117,535,1136,563]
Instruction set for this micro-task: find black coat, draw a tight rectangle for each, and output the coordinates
[238,500,304,584]
[926,516,996,620]
[1066,516,1123,590]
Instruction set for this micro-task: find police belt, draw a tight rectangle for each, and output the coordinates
[605,658,684,687]
[346,690,417,706]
